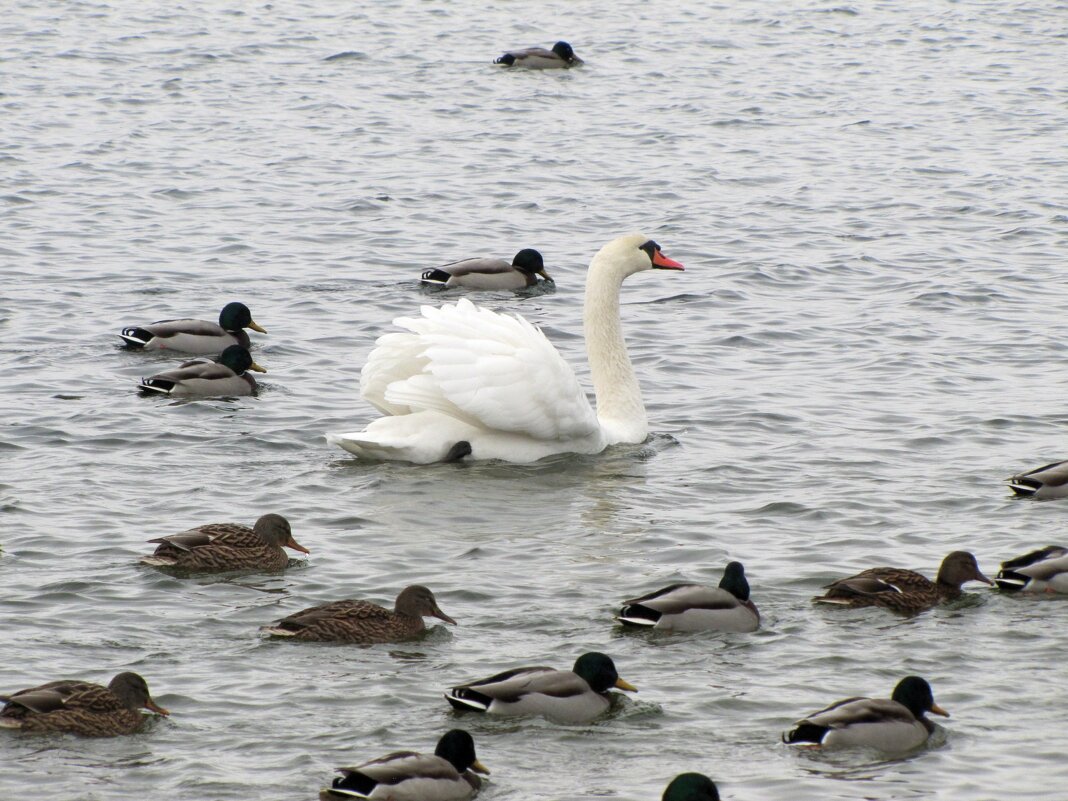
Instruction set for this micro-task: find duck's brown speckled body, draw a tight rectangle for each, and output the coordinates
[0,672,168,737]
[813,551,992,613]
[263,585,456,643]
[141,513,309,572]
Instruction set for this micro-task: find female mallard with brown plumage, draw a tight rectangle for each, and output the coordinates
[994,545,1068,593]
[813,551,992,613]
[0,671,168,737]
[782,676,948,752]
[262,585,455,643]
[319,729,488,801]
[141,513,309,572]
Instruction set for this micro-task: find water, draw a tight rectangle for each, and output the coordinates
[2,0,1067,798]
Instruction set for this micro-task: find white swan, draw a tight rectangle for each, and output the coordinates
[326,234,684,464]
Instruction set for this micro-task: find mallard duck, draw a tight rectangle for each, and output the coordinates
[138,344,265,397]
[782,676,948,751]
[662,773,720,801]
[994,545,1068,593]
[618,561,759,633]
[1007,460,1068,499]
[319,729,488,801]
[140,513,309,572]
[0,671,168,737]
[262,585,455,643]
[120,301,266,354]
[327,235,684,463]
[495,41,583,69]
[420,249,551,291]
[812,551,992,613]
[445,651,636,724]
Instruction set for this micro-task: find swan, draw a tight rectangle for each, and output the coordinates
[326,234,684,464]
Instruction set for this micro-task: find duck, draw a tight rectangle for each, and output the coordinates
[140,513,309,572]
[812,550,992,613]
[120,301,266,354]
[0,671,168,737]
[618,561,759,633]
[420,248,551,291]
[1007,459,1068,499]
[262,585,456,643]
[782,676,948,751]
[319,729,488,801]
[662,773,720,801]
[138,344,266,397]
[994,545,1068,593]
[495,41,583,69]
[326,234,684,463]
[445,651,636,724]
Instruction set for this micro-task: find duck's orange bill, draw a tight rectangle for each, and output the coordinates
[930,703,950,718]
[287,537,311,554]
[652,251,684,270]
[146,699,170,716]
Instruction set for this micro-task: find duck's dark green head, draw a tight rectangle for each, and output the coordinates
[892,676,949,720]
[109,672,169,716]
[718,561,750,601]
[662,773,720,801]
[573,652,637,694]
[435,729,489,775]
[512,248,550,280]
[217,345,266,375]
[219,302,266,334]
[552,41,581,64]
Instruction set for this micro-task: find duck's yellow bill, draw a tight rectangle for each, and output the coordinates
[249,321,267,334]
[249,362,267,373]
[930,703,950,718]
[471,759,490,775]
[615,678,638,692]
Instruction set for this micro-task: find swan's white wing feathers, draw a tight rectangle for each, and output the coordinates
[363,299,599,441]
[361,331,431,415]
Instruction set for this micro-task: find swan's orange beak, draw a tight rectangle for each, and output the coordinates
[652,250,684,270]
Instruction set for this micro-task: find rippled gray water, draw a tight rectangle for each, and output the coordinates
[3,0,1067,798]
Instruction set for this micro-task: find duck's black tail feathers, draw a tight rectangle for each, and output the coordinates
[119,327,153,348]
[421,268,451,285]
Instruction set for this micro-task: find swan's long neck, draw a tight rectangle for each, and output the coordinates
[584,256,648,444]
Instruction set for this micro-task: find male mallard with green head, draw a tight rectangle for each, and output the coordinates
[445,652,636,724]
[618,561,759,633]
[319,729,488,800]
[120,301,266,354]
[783,676,948,752]
[138,344,265,397]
